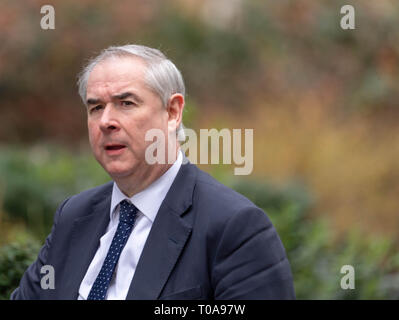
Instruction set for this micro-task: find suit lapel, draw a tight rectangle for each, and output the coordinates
[126,162,197,299]
[61,188,112,299]
[126,206,192,299]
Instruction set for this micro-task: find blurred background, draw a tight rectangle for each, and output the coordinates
[1,0,399,299]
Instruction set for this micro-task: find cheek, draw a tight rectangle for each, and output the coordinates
[87,124,100,149]
[126,117,153,141]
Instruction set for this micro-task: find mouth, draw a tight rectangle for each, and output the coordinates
[104,144,127,155]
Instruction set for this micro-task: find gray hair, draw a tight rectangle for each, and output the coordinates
[77,44,186,140]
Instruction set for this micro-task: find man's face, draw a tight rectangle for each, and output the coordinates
[86,56,169,180]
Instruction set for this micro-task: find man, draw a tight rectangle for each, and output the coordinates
[11,44,295,300]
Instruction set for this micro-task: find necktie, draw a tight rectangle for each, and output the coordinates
[87,200,138,300]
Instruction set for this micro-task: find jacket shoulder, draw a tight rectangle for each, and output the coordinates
[68,181,113,202]
[193,167,262,218]
[58,181,113,221]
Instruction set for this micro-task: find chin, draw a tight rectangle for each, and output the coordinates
[101,162,132,178]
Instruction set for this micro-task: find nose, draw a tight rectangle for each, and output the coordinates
[99,104,120,133]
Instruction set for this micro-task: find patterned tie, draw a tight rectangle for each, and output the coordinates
[87,200,138,300]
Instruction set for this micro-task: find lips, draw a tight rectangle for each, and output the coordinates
[104,143,127,155]
[105,144,126,150]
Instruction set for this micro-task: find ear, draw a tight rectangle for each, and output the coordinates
[166,93,185,134]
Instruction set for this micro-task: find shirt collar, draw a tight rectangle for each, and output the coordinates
[110,150,183,223]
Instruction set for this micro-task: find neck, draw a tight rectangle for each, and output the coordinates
[115,148,179,198]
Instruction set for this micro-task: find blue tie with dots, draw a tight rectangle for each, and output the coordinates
[87,200,138,300]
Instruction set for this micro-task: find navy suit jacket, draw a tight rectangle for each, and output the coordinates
[11,161,295,299]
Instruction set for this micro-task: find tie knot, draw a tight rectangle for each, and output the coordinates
[119,200,138,226]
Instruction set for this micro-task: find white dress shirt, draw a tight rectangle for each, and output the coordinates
[78,151,183,300]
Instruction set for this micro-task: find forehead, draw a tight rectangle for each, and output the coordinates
[87,56,148,97]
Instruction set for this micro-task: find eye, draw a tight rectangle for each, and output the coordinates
[89,105,103,113]
[121,101,135,106]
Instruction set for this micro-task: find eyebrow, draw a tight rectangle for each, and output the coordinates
[112,92,143,103]
[86,98,101,105]
[86,92,143,106]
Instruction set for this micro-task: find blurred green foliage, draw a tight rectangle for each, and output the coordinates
[0,238,41,300]
[0,145,109,240]
[1,146,398,299]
